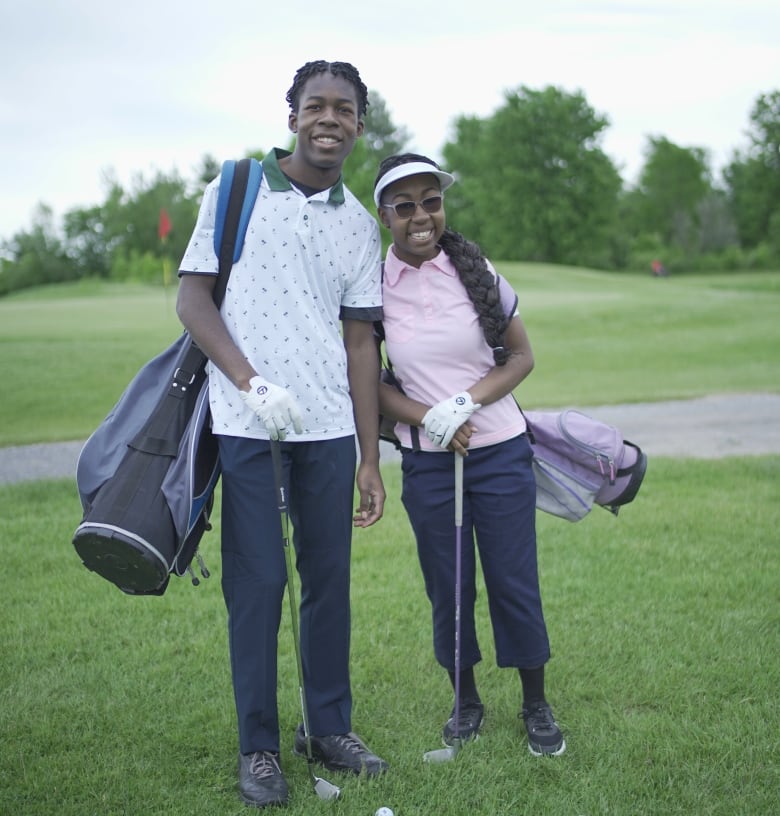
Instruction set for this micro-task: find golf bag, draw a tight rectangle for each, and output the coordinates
[72,158,263,595]
[524,409,647,522]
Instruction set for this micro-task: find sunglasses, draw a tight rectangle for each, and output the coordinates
[381,195,443,219]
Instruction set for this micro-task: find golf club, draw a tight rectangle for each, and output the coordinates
[423,452,464,764]
[270,441,341,801]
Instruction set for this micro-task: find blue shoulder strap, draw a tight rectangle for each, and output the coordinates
[213,158,263,263]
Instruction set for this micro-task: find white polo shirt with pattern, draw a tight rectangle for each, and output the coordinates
[179,148,383,441]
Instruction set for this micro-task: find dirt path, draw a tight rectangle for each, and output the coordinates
[1,393,778,485]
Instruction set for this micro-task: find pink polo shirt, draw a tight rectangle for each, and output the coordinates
[382,246,528,452]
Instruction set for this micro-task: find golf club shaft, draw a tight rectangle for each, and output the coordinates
[421,457,465,764]
[269,441,323,788]
[453,453,464,739]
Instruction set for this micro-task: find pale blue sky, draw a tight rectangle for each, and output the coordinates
[1,0,778,241]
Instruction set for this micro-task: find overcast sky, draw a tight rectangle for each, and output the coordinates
[1,0,778,242]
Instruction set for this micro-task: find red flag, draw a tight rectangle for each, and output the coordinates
[158,208,172,240]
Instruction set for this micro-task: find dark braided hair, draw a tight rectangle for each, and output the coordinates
[375,154,511,366]
[286,60,369,117]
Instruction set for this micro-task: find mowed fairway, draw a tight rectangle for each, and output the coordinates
[1,268,778,815]
[1,268,778,445]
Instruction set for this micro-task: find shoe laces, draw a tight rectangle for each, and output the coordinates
[524,703,556,732]
[249,751,281,780]
[451,701,482,723]
[331,733,364,754]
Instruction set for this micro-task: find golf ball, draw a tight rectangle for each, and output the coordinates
[375,809,394,816]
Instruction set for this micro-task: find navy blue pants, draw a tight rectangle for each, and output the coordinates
[401,434,550,671]
[218,435,356,754]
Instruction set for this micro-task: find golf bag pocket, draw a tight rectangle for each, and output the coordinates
[73,334,219,595]
[524,409,647,522]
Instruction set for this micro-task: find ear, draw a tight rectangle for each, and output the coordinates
[288,112,298,133]
[377,207,391,229]
[356,118,365,137]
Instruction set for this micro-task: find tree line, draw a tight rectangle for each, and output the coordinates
[1,87,778,296]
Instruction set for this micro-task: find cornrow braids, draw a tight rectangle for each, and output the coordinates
[438,229,511,366]
[285,60,369,117]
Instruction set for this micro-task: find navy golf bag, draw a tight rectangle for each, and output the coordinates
[72,158,263,594]
[73,335,217,594]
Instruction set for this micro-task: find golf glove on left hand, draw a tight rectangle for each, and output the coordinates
[422,391,481,449]
[240,376,303,441]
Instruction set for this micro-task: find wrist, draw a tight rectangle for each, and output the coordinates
[236,372,261,393]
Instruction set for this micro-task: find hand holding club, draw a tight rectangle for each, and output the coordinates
[240,376,303,440]
[422,391,480,448]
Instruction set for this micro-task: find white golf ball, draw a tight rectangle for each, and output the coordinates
[375,809,394,816]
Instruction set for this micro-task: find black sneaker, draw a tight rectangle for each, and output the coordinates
[238,750,289,808]
[521,701,566,756]
[442,700,484,745]
[294,725,389,776]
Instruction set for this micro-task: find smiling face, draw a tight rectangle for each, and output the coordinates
[285,71,364,187]
[377,172,446,268]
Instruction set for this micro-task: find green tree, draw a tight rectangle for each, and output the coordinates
[63,203,114,280]
[79,168,199,284]
[442,86,621,266]
[194,153,222,192]
[724,90,780,250]
[696,190,738,253]
[344,90,411,213]
[0,205,76,295]
[634,136,712,251]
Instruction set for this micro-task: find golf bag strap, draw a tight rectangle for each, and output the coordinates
[375,263,421,451]
[213,157,263,308]
[130,159,260,454]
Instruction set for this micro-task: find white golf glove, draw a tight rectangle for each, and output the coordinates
[422,391,481,449]
[239,376,303,441]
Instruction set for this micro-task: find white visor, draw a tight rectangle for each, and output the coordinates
[374,162,455,207]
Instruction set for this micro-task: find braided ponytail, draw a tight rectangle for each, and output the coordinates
[438,229,511,366]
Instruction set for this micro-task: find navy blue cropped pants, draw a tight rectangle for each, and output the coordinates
[218,435,356,755]
[401,434,550,672]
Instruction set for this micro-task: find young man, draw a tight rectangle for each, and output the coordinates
[177,60,387,809]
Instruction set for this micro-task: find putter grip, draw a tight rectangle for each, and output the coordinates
[454,454,464,526]
[270,441,286,511]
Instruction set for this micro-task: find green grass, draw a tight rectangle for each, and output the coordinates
[1,268,779,446]
[1,458,778,815]
[2,270,779,813]
[0,280,182,446]
[500,264,780,408]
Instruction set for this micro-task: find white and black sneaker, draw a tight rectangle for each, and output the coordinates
[521,701,566,756]
[442,700,484,745]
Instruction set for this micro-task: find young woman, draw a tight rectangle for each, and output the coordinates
[374,154,566,756]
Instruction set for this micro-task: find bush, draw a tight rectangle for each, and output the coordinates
[109,248,171,285]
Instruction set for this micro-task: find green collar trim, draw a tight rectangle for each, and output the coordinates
[263,148,345,204]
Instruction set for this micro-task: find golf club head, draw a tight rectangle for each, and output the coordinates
[423,738,461,764]
[313,776,341,800]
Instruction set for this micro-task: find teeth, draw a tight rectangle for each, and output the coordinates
[411,231,432,239]
[316,136,338,144]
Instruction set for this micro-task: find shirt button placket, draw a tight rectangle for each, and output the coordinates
[422,267,434,320]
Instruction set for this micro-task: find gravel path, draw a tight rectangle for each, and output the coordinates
[1,392,778,485]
